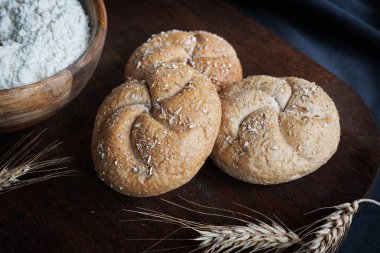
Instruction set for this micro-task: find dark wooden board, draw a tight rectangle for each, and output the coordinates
[0,0,379,252]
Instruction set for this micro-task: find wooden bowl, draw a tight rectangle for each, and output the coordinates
[0,0,107,133]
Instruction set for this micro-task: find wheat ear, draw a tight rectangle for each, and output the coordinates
[194,221,300,253]
[124,198,301,252]
[125,198,380,253]
[298,199,380,253]
[0,131,74,193]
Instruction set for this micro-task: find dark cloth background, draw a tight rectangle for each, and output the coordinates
[230,0,380,252]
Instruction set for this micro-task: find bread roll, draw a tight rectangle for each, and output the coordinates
[125,30,242,91]
[92,63,221,196]
[212,75,340,184]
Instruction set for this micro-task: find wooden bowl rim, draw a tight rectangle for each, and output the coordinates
[0,0,107,95]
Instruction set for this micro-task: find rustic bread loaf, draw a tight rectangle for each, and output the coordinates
[92,63,221,196]
[211,75,340,184]
[125,30,242,91]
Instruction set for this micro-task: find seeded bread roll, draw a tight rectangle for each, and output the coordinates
[92,63,221,197]
[125,30,243,91]
[211,75,340,184]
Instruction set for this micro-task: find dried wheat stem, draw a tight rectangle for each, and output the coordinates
[195,222,300,253]
[0,131,74,193]
[299,199,380,253]
[125,198,380,253]
[124,198,302,253]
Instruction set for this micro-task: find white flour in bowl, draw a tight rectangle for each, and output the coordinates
[0,0,90,89]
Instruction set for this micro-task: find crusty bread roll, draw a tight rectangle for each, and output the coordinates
[125,30,242,91]
[92,63,221,197]
[211,75,340,184]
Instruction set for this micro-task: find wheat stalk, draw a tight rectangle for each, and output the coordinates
[0,130,74,193]
[124,198,380,253]
[124,197,302,252]
[298,199,380,253]
[194,221,300,253]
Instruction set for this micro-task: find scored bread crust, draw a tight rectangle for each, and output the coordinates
[92,63,221,197]
[211,75,341,184]
[125,30,243,91]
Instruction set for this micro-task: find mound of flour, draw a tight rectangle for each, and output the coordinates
[0,0,90,89]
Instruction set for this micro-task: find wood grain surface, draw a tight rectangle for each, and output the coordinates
[0,0,379,252]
